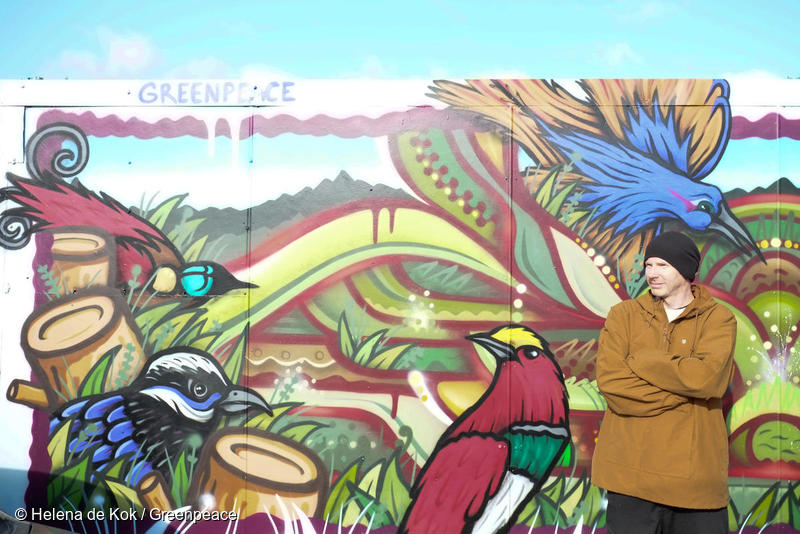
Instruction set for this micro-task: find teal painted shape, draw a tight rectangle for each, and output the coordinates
[514,212,574,308]
[451,130,574,308]
[181,264,213,296]
[504,430,567,481]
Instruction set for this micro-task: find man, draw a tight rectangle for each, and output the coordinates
[592,231,737,534]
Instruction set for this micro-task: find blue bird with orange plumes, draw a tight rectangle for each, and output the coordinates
[429,79,763,267]
[399,325,569,534]
[49,348,271,487]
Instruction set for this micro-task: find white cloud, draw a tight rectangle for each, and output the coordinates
[238,63,296,81]
[360,55,399,78]
[55,27,159,78]
[596,42,643,69]
[425,63,535,81]
[615,0,669,23]
[721,69,783,80]
[166,57,234,78]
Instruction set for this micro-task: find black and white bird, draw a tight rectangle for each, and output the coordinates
[50,348,271,486]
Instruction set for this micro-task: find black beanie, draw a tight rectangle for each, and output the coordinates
[644,232,701,282]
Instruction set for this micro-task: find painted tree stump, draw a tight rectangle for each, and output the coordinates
[48,226,115,290]
[21,287,145,407]
[190,429,328,520]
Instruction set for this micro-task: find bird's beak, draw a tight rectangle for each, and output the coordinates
[709,201,765,263]
[219,386,273,415]
[466,332,515,361]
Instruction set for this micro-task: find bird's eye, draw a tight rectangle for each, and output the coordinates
[695,200,715,214]
[192,382,208,399]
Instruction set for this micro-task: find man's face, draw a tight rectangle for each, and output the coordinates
[645,256,690,299]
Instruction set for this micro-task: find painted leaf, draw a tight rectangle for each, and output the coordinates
[79,346,120,397]
[104,479,142,510]
[183,234,209,263]
[134,301,182,335]
[514,210,574,308]
[369,343,415,370]
[746,483,778,526]
[170,449,191,507]
[47,420,71,472]
[546,182,578,217]
[379,455,411,524]
[47,457,89,510]
[572,481,606,528]
[222,324,249,384]
[188,333,220,352]
[535,492,568,527]
[324,460,360,524]
[338,312,354,357]
[534,166,562,206]
[551,227,621,317]
[245,402,300,431]
[102,457,129,480]
[167,217,204,252]
[147,194,187,231]
[280,422,327,444]
[348,485,393,527]
[352,330,388,366]
[358,462,384,498]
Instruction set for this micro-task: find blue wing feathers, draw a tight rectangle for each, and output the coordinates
[107,420,135,443]
[114,438,140,459]
[92,444,114,464]
[59,398,89,419]
[84,395,124,420]
[106,404,127,424]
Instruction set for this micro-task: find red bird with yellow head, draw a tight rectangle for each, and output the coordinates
[399,324,570,534]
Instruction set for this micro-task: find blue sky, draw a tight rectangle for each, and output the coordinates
[1,0,799,79]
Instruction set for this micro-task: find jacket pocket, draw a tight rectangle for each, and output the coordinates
[637,405,693,478]
[601,405,694,479]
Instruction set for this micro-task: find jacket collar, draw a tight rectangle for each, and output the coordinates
[635,284,714,320]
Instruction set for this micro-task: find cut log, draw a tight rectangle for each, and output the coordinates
[21,287,145,407]
[190,429,328,520]
[138,471,175,511]
[48,227,115,290]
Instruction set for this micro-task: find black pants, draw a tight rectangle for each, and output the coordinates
[606,491,728,534]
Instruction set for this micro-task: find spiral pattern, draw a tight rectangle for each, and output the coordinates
[0,212,32,250]
[25,123,90,180]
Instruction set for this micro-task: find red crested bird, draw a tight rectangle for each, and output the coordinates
[399,325,570,534]
[1,172,252,302]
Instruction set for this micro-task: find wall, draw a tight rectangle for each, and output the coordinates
[0,78,798,533]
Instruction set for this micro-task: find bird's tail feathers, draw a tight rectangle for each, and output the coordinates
[429,79,603,167]
[5,172,170,248]
[580,79,731,179]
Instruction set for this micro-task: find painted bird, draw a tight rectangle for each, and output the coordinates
[2,172,253,302]
[429,79,762,267]
[399,325,569,534]
[49,347,271,487]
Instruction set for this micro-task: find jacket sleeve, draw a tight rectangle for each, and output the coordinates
[627,306,736,400]
[596,305,689,416]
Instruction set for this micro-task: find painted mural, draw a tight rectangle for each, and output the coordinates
[0,78,798,534]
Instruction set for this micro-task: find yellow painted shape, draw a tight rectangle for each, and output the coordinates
[490,325,544,350]
[437,380,490,417]
[474,131,506,175]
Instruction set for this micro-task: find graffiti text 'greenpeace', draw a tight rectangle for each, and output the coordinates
[138,80,296,105]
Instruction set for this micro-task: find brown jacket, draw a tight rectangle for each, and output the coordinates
[591,284,736,509]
